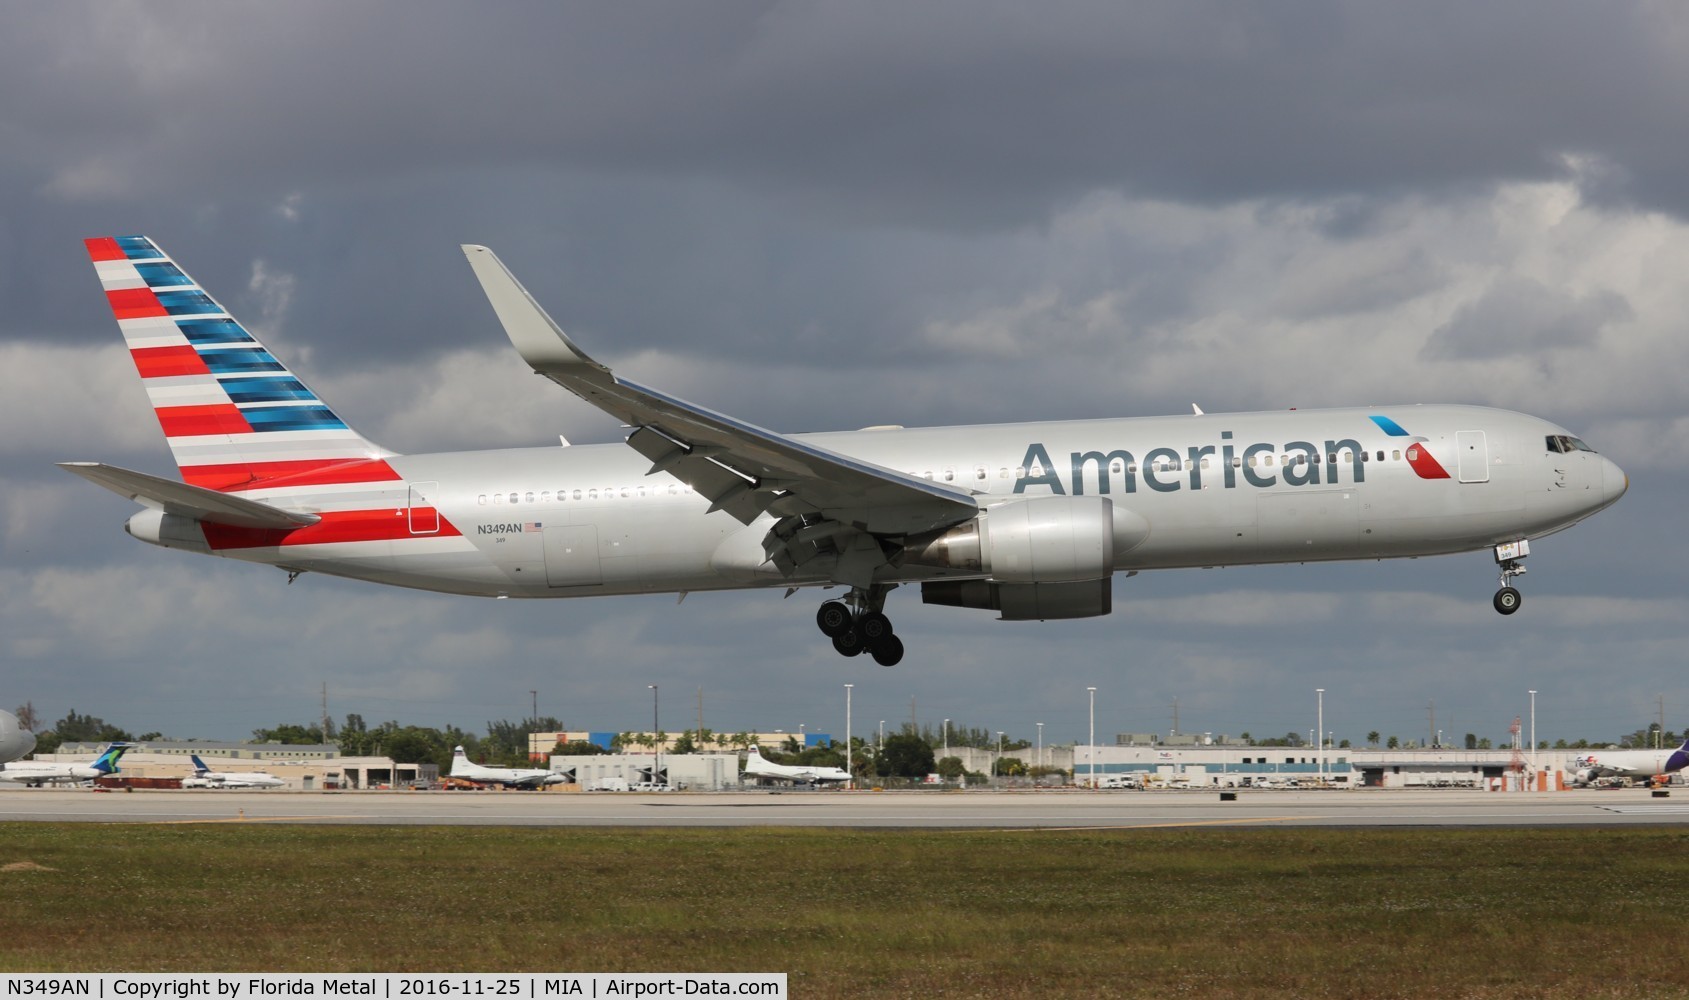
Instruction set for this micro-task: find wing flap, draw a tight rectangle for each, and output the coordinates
[59,462,321,530]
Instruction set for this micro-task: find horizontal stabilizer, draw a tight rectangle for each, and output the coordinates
[58,462,321,530]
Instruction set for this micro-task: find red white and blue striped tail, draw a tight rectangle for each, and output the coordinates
[84,236,401,493]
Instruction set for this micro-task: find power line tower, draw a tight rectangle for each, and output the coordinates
[1507,716,1526,789]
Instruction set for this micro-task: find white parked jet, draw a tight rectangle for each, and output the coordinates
[743,744,852,785]
[0,742,132,787]
[1569,739,1689,786]
[0,711,36,765]
[449,746,567,788]
[67,237,1628,665]
[181,753,285,789]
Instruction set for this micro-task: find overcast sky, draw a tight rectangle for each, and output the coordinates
[4,2,1686,750]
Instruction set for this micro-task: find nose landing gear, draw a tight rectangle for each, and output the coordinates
[816,586,904,666]
[1493,539,1529,616]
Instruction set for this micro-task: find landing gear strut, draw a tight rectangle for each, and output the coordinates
[1493,539,1529,616]
[816,585,904,666]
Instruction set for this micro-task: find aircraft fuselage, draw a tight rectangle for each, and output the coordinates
[128,404,1624,600]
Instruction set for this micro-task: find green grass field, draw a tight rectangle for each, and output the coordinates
[2,824,1687,998]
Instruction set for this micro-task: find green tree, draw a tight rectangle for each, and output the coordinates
[878,733,935,778]
[56,709,133,744]
[935,756,965,779]
[1387,735,1400,750]
[251,723,324,745]
[550,740,607,756]
[381,728,442,769]
[1366,731,1380,746]
[670,730,698,755]
[1465,733,1478,750]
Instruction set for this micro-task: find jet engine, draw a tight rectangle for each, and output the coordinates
[910,496,1142,620]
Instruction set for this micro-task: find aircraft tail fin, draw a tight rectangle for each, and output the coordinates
[83,236,399,494]
[190,754,211,774]
[1668,738,1689,775]
[91,742,133,775]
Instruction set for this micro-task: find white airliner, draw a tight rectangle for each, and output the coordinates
[1569,739,1689,786]
[743,745,852,786]
[449,745,568,788]
[67,237,1628,665]
[0,742,132,787]
[0,711,36,765]
[181,753,285,789]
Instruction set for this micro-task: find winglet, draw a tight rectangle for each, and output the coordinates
[461,245,609,377]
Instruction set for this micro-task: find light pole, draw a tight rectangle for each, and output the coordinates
[1529,689,1537,788]
[1087,686,1097,789]
[649,684,660,788]
[1037,722,1044,775]
[996,731,1005,784]
[1316,688,1324,783]
[844,684,854,788]
[942,718,950,780]
[878,720,885,780]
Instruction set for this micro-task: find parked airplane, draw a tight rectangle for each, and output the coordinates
[0,711,35,765]
[68,236,1628,665]
[181,753,285,789]
[449,746,567,788]
[742,744,852,786]
[0,742,132,787]
[1570,738,1689,786]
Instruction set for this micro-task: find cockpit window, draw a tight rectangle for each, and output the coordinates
[1546,435,1597,454]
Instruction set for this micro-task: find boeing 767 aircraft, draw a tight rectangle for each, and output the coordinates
[1569,738,1689,786]
[67,236,1627,665]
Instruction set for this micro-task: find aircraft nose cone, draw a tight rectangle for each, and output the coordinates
[1602,456,1628,506]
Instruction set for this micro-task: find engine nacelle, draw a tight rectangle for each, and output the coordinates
[985,495,1115,582]
[922,578,1112,620]
[905,495,1125,582]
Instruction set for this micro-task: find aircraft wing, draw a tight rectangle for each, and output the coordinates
[462,246,980,553]
[58,462,320,530]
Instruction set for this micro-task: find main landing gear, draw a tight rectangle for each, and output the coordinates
[1493,539,1529,616]
[816,586,904,666]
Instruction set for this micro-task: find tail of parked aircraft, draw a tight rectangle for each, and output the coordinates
[82,236,396,493]
[189,754,211,775]
[90,743,133,775]
[1667,737,1689,775]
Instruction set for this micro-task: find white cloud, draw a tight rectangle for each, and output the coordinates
[0,342,161,463]
[913,182,1689,469]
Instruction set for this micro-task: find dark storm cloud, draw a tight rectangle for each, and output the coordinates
[6,2,1687,370]
[11,3,1689,215]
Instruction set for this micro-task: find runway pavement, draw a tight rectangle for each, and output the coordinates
[2,785,1686,827]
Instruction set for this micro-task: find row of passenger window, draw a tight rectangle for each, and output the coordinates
[913,449,1412,481]
[476,448,1419,506]
[478,482,696,506]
